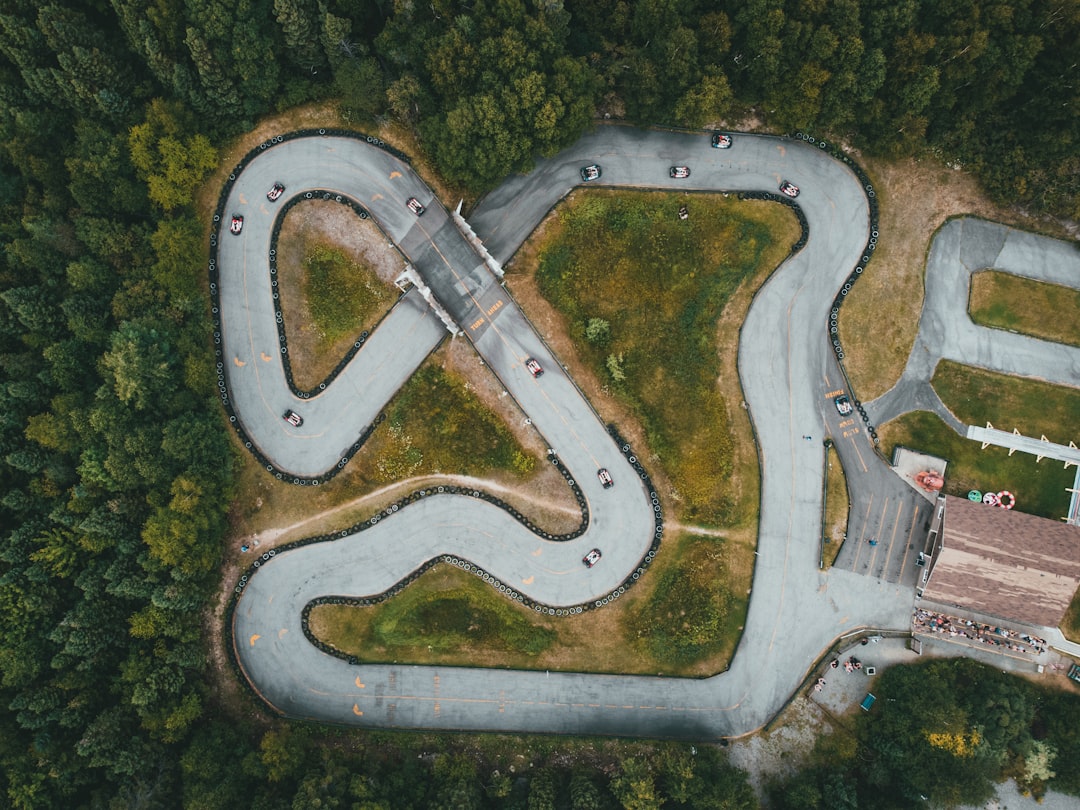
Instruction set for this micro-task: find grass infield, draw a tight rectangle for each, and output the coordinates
[877,360,1080,519]
[969,269,1080,349]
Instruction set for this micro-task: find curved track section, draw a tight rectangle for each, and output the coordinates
[225,127,914,739]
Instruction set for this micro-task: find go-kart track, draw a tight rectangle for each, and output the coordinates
[219,127,933,739]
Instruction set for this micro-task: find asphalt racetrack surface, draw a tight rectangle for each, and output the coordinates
[221,126,1078,739]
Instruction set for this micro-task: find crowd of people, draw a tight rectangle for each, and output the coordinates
[912,608,1047,655]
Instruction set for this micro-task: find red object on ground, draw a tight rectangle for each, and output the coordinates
[915,470,944,491]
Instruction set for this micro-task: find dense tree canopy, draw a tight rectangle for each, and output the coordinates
[0,0,1077,805]
[770,658,1080,809]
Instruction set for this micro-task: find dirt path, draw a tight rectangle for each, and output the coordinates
[241,473,584,548]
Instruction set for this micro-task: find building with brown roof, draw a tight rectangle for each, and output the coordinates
[919,495,1080,628]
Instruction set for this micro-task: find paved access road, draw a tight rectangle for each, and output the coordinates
[869,217,1080,428]
[226,126,917,739]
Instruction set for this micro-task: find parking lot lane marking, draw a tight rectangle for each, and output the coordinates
[869,497,891,568]
[355,677,365,688]
[846,430,869,473]
[852,493,874,569]
[898,504,920,574]
[352,705,363,716]
[249,634,261,646]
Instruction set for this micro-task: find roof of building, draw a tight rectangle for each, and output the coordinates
[923,495,1080,627]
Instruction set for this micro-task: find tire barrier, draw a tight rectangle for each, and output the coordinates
[267,190,391,397]
[208,129,413,485]
[224,428,665,681]
[227,432,660,686]
[790,132,880,381]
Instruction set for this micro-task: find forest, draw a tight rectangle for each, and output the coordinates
[0,0,1077,806]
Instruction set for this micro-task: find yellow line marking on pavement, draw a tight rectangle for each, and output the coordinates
[899,504,920,574]
[233,357,246,367]
[249,634,261,646]
[260,352,272,362]
[355,677,365,688]
[389,171,402,179]
[352,704,363,716]
[846,429,869,472]
[852,493,874,568]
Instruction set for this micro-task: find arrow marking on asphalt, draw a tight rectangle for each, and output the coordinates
[278,628,287,638]
[522,575,534,584]
[353,704,363,716]
[233,357,245,367]
[355,677,365,688]
[249,634,260,646]
[389,171,402,179]
[261,352,272,362]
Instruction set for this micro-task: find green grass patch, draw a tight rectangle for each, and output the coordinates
[304,242,392,345]
[533,190,796,526]
[823,441,849,567]
[969,270,1080,348]
[1063,587,1080,644]
[309,531,747,675]
[311,565,556,661]
[932,360,1080,445]
[373,364,535,481]
[877,411,1073,519]
[622,534,740,666]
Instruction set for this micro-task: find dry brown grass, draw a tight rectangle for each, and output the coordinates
[838,153,1074,401]
[276,203,399,390]
[224,341,580,553]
